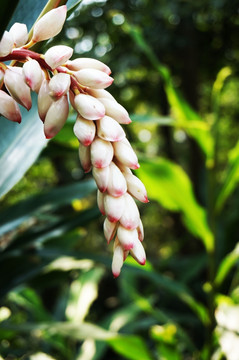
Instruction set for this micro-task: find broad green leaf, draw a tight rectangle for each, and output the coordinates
[215,243,239,287]
[0,0,20,37]
[0,179,96,236]
[138,157,214,252]
[108,335,154,360]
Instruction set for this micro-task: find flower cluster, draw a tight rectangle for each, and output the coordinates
[0,5,148,276]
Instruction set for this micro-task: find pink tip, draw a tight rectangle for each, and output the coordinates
[17,119,21,124]
[108,216,119,223]
[113,271,120,278]
[143,196,149,203]
[131,163,140,170]
[94,160,104,168]
[99,186,107,193]
[123,243,134,251]
[83,139,93,146]
[139,258,146,265]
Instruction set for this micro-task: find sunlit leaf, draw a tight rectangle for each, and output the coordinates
[108,335,154,360]
[138,157,214,252]
[215,243,239,287]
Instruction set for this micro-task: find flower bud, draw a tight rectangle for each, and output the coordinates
[44,95,69,138]
[119,193,140,230]
[103,217,117,243]
[49,73,70,98]
[90,137,113,168]
[104,194,125,223]
[9,23,28,47]
[74,68,113,89]
[32,5,67,42]
[38,79,54,121]
[0,31,14,57]
[66,58,111,74]
[97,190,105,215]
[98,98,131,124]
[73,115,96,146]
[92,166,109,192]
[74,94,105,120]
[113,141,139,169]
[87,88,116,101]
[112,242,124,278]
[78,143,91,173]
[107,162,127,197]
[130,240,146,265]
[96,116,125,142]
[0,90,21,123]
[4,68,32,110]
[44,45,73,69]
[137,219,144,242]
[23,59,43,93]
[117,226,138,250]
[124,172,148,203]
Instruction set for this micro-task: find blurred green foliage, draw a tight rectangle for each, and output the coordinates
[1,0,239,359]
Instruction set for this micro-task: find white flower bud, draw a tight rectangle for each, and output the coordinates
[32,5,67,42]
[96,115,125,142]
[103,217,117,244]
[66,58,111,74]
[4,68,32,110]
[49,73,70,98]
[112,242,124,278]
[137,219,144,242]
[104,194,125,223]
[0,90,21,123]
[87,88,116,101]
[120,193,140,230]
[124,172,149,203]
[130,239,146,265]
[44,45,73,69]
[113,140,139,169]
[92,166,109,193]
[9,23,28,47]
[44,95,69,138]
[74,93,105,120]
[78,143,91,173]
[74,68,113,89]
[0,31,14,57]
[23,59,43,93]
[117,225,138,250]
[98,98,131,124]
[73,115,96,146]
[107,162,127,197]
[38,79,54,121]
[90,137,113,168]
[97,190,105,215]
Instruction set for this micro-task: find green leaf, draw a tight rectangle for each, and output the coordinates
[0,0,20,37]
[108,335,154,360]
[138,157,214,252]
[215,243,239,287]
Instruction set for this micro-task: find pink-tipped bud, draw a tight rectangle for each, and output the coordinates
[0,90,21,123]
[90,137,113,168]
[73,115,96,146]
[74,68,113,89]
[137,219,144,242]
[104,194,125,223]
[96,116,125,142]
[97,190,105,215]
[23,59,43,93]
[93,166,109,193]
[49,73,70,98]
[66,58,111,75]
[9,23,28,47]
[87,88,116,101]
[74,94,105,120]
[0,31,14,57]
[112,242,124,278]
[120,193,140,230]
[98,98,131,124]
[32,5,67,42]
[117,226,138,250]
[4,69,32,110]
[103,217,117,244]
[38,79,54,121]
[124,172,148,203]
[44,95,69,138]
[130,240,146,265]
[44,45,73,69]
[107,162,127,197]
[113,141,139,170]
[78,143,91,173]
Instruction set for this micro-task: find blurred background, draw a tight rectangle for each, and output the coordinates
[1,0,239,359]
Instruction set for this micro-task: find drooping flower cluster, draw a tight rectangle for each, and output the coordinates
[0,5,148,276]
